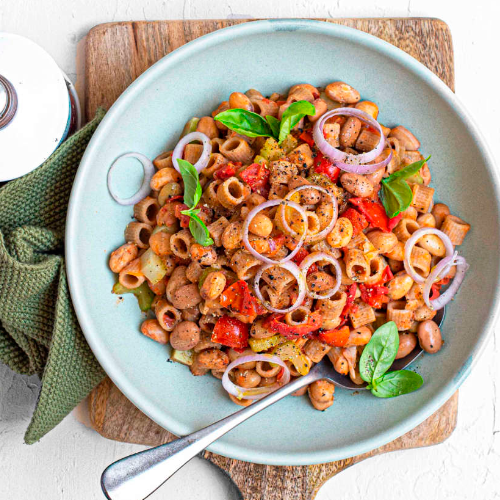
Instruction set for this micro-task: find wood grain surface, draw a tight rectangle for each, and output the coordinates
[86,18,456,500]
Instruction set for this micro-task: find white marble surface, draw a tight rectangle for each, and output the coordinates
[1,0,499,499]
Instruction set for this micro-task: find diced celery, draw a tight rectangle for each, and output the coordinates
[112,282,155,312]
[280,135,299,154]
[259,138,283,162]
[180,117,200,138]
[253,155,268,166]
[170,349,194,366]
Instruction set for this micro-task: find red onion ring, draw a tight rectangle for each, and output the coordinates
[254,261,307,313]
[172,131,211,173]
[313,108,386,170]
[299,252,342,299]
[107,152,155,206]
[222,354,290,401]
[243,199,308,265]
[279,185,338,242]
[423,254,469,310]
[404,228,454,284]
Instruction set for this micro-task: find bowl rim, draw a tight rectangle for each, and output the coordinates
[66,18,500,465]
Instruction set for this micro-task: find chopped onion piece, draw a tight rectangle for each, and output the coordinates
[222,354,291,401]
[254,261,307,314]
[107,152,155,206]
[404,228,454,283]
[423,254,469,310]
[313,107,386,170]
[299,252,342,299]
[243,199,308,265]
[140,248,167,285]
[171,131,211,173]
[279,184,338,242]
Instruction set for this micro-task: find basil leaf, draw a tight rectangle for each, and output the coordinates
[177,159,202,209]
[265,115,281,139]
[189,213,214,246]
[359,321,399,383]
[383,155,430,184]
[370,370,424,398]
[380,178,413,218]
[214,108,274,138]
[278,100,316,144]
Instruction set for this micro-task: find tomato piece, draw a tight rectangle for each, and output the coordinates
[313,152,340,183]
[338,284,358,327]
[220,280,265,316]
[212,315,249,349]
[350,197,390,232]
[318,325,350,347]
[290,248,318,275]
[214,163,237,180]
[342,208,368,235]
[174,203,191,228]
[239,162,270,196]
[299,131,315,147]
[264,311,323,339]
[359,283,390,309]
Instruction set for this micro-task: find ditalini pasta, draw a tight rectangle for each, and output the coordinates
[108,81,470,410]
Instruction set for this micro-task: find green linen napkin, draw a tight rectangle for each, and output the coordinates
[0,108,106,444]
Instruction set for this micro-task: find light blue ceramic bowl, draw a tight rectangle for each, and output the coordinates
[66,19,500,465]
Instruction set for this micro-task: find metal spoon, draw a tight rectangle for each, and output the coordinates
[101,308,444,500]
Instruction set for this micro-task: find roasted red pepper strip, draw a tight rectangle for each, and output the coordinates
[214,163,237,180]
[239,162,270,197]
[342,208,368,235]
[290,248,318,275]
[313,151,341,183]
[430,284,441,301]
[387,213,403,231]
[174,203,191,228]
[299,131,315,147]
[359,283,390,309]
[339,284,358,327]
[350,197,391,232]
[264,311,323,339]
[318,325,350,347]
[220,280,266,316]
[211,315,249,349]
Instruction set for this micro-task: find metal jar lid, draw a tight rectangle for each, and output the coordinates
[0,33,81,181]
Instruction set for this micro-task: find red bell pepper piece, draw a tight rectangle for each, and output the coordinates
[174,203,191,228]
[313,152,340,183]
[317,325,350,347]
[388,213,403,231]
[165,195,183,203]
[214,163,237,180]
[239,162,270,197]
[211,315,249,349]
[220,280,266,317]
[342,208,368,235]
[299,131,315,147]
[338,284,358,326]
[350,197,391,233]
[264,311,323,339]
[291,248,318,276]
[359,283,390,309]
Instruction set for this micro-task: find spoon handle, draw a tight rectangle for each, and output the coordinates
[101,371,318,500]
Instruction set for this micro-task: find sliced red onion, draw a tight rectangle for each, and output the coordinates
[313,108,386,170]
[404,228,454,284]
[423,254,469,310]
[172,131,211,173]
[254,261,307,313]
[280,185,338,242]
[334,149,393,174]
[107,152,155,206]
[222,354,291,401]
[243,199,308,265]
[299,252,342,299]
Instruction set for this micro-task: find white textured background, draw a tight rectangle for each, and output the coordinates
[1,0,499,499]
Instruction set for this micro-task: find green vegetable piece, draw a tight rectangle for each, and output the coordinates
[198,266,218,289]
[180,117,200,138]
[278,100,315,144]
[112,282,154,312]
[259,137,284,161]
[384,156,430,183]
[280,134,299,154]
[359,321,399,383]
[189,213,214,247]
[306,173,333,187]
[170,349,194,366]
[177,159,202,209]
[369,370,424,398]
[214,108,274,138]
[265,115,281,139]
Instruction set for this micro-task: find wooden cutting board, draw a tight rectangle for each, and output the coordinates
[86,18,457,500]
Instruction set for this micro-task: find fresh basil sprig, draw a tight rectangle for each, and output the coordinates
[359,321,424,398]
[214,100,316,145]
[380,155,431,218]
[177,159,214,247]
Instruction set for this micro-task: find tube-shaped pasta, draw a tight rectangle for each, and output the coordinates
[405,283,425,310]
[216,177,250,209]
[383,241,405,261]
[411,246,432,278]
[393,218,420,242]
[199,314,218,333]
[251,97,279,117]
[349,300,376,329]
[270,161,298,185]
[133,196,160,225]
[155,298,182,331]
[206,216,229,247]
[124,222,153,249]
[230,250,263,280]
[364,255,388,286]
[150,167,182,191]
[344,248,371,283]
[284,307,311,326]
[387,301,414,331]
[287,143,314,168]
[260,285,290,310]
[153,151,173,170]
[316,292,347,329]
[119,258,145,289]
[414,304,437,322]
[431,203,450,228]
[327,347,349,375]
[169,229,194,260]
[303,339,331,363]
[220,137,254,163]
[201,153,227,178]
[410,184,435,213]
[204,179,222,207]
[269,183,289,200]
[262,265,295,295]
[440,215,470,245]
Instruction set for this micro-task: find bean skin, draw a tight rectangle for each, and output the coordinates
[340,173,374,198]
[417,320,443,353]
[170,321,200,350]
[396,332,417,359]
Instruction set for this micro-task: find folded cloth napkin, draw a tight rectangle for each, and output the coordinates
[0,108,106,444]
